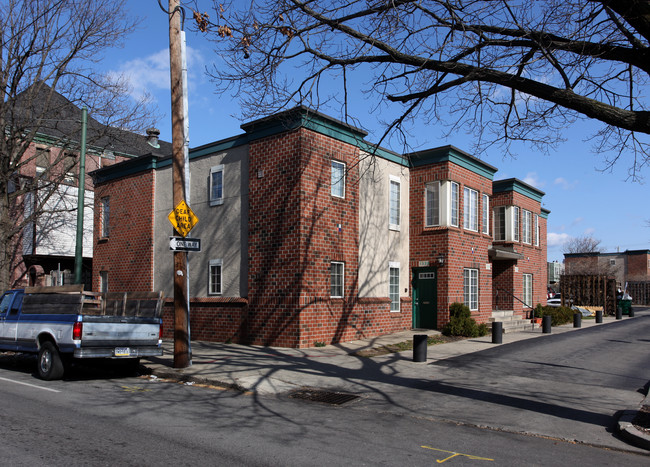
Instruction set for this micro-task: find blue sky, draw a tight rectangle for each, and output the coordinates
[99,1,649,263]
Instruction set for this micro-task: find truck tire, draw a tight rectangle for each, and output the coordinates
[38,341,65,380]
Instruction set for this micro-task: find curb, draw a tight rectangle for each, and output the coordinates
[617,390,650,451]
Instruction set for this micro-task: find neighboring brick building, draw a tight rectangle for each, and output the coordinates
[564,250,650,286]
[7,85,171,290]
[92,107,549,348]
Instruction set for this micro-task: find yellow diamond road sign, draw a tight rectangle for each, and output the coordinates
[168,200,198,237]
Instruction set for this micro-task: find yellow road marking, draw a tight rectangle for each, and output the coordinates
[421,446,494,463]
[120,386,152,393]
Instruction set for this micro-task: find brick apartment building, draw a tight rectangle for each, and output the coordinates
[564,250,650,286]
[7,85,171,290]
[92,107,548,348]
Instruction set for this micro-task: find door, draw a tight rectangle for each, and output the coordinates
[412,267,438,329]
[0,291,20,347]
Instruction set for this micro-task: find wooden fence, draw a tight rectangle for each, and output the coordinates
[626,282,650,306]
[560,275,617,315]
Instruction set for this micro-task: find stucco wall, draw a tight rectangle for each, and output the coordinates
[357,155,410,300]
[153,144,249,298]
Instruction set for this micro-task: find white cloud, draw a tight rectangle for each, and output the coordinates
[523,172,544,189]
[108,46,206,100]
[547,232,572,247]
[554,177,578,190]
[583,227,596,236]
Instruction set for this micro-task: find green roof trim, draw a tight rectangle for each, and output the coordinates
[540,208,551,219]
[406,145,498,179]
[240,106,407,166]
[91,154,162,184]
[493,178,545,202]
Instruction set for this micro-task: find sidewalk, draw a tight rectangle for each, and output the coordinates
[142,311,650,451]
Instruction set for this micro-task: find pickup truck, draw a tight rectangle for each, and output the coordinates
[0,285,164,380]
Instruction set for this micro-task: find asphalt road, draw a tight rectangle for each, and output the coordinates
[0,315,649,465]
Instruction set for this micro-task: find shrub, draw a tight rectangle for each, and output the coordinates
[442,302,489,337]
[533,304,574,326]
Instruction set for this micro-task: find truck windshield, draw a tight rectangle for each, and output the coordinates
[0,293,13,314]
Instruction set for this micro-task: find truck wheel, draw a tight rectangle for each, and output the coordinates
[38,342,65,380]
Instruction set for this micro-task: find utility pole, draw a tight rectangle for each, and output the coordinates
[73,107,87,286]
[168,0,190,368]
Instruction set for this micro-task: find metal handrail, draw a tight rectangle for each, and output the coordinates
[494,287,535,319]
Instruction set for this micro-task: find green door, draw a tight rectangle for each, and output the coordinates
[412,267,438,329]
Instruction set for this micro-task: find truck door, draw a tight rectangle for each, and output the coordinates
[0,291,22,348]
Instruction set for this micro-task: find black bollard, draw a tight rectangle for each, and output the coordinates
[596,309,603,324]
[616,306,622,320]
[542,315,552,333]
[492,322,503,344]
[629,307,635,318]
[573,312,582,328]
[413,334,428,362]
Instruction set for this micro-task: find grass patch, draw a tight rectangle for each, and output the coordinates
[351,334,466,357]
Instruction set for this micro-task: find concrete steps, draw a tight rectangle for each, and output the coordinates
[489,310,538,333]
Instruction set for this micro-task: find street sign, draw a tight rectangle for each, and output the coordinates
[168,200,198,237]
[169,237,201,252]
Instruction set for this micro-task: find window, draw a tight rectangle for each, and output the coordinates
[534,214,539,246]
[63,153,76,185]
[331,160,345,198]
[100,197,110,238]
[523,273,533,307]
[389,177,400,230]
[609,259,616,266]
[425,180,459,227]
[513,206,520,242]
[425,182,440,226]
[493,206,506,241]
[209,259,222,295]
[100,271,108,293]
[463,268,479,311]
[450,182,459,227]
[35,148,49,177]
[209,165,224,206]
[482,194,489,234]
[463,187,478,231]
[330,262,344,298]
[522,210,532,244]
[389,262,400,312]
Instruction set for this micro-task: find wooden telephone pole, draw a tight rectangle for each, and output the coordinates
[168,0,190,368]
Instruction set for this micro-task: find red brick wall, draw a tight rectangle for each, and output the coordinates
[627,252,650,281]
[409,162,494,327]
[92,170,156,292]
[245,127,411,347]
[491,190,547,315]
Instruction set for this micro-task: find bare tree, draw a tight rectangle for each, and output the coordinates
[0,0,158,290]
[188,0,650,177]
[563,235,602,254]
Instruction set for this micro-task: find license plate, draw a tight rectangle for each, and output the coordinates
[115,347,131,357]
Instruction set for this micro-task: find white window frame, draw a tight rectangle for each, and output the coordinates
[331,160,345,198]
[389,176,400,231]
[463,187,479,232]
[389,262,400,312]
[425,181,440,227]
[463,268,479,311]
[100,271,108,293]
[512,206,520,242]
[330,261,344,298]
[534,214,539,246]
[100,196,110,238]
[522,210,532,244]
[425,180,459,228]
[450,182,459,227]
[209,259,223,295]
[209,164,224,206]
[493,206,506,241]
[523,273,533,307]
[482,194,489,235]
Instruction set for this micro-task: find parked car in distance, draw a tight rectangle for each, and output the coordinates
[547,293,562,307]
